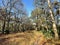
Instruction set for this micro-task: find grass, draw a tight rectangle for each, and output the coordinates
[0,30,60,45]
[0,30,45,45]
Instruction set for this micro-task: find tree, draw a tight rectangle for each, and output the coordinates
[33,0,59,39]
[31,8,47,30]
[0,0,25,33]
[0,8,7,34]
[47,0,59,39]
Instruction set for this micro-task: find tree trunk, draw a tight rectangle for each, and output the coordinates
[14,23,17,32]
[36,23,38,30]
[7,19,10,30]
[45,25,48,31]
[2,20,6,34]
[47,0,59,40]
[53,22,59,39]
[36,15,39,31]
[18,23,20,32]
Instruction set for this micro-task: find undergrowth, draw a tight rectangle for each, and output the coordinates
[39,30,54,39]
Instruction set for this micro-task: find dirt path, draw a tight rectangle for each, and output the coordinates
[0,31,56,45]
[33,35,47,45]
[0,31,37,45]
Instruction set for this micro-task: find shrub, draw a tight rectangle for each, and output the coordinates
[40,30,54,39]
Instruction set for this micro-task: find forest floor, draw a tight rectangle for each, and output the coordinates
[0,30,60,45]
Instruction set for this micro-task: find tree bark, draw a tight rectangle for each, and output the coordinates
[47,0,59,40]
[2,20,6,34]
[7,18,10,30]
[36,15,39,31]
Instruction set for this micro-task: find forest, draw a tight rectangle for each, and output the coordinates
[0,0,60,45]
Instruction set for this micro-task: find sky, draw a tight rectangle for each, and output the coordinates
[22,0,60,16]
[0,0,34,16]
[0,0,59,17]
[22,0,34,16]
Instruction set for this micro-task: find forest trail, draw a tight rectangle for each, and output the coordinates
[0,30,60,45]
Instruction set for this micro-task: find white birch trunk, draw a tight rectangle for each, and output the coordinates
[47,0,59,40]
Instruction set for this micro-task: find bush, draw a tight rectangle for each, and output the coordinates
[5,30,10,34]
[40,30,54,39]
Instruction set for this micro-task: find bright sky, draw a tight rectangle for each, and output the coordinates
[22,0,34,16]
[0,0,59,17]
[0,0,34,16]
[23,0,60,16]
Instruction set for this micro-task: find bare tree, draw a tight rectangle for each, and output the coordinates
[47,0,59,39]
[33,0,59,39]
[0,0,25,33]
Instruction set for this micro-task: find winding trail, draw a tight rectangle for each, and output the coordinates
[0,31,56,45]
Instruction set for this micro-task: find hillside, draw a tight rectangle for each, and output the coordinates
[0,30,60,45]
